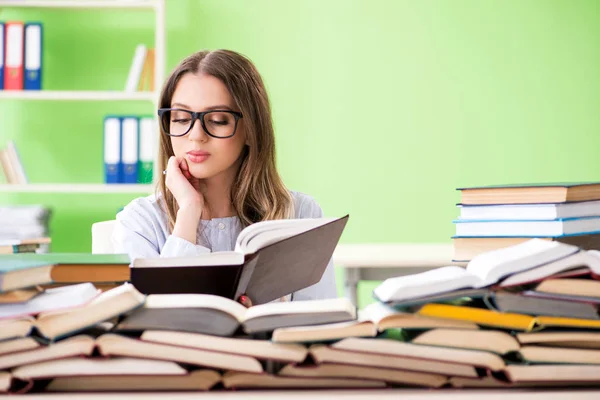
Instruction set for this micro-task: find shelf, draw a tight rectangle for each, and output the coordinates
[0,184,155,193]
[0,90,156,102]
[0,0,156,9]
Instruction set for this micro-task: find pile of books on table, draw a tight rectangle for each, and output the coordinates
[0,205,52,253]
[453,182,600,262]
[1,238,600,392]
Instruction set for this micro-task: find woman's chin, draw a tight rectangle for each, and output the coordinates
[188,166,213,180]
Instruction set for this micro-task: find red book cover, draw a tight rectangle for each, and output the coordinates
[4,22,24,90]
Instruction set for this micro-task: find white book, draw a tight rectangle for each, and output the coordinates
[6,141,27,184]
[0,283,98,321]
[124,44,147,92]
[458,200,600,221]
[373,239,579,303]
[454,217,600,237]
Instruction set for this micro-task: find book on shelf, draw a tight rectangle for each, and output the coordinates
[458,182,600,205]
[131,215,349,304]
[115,294,356,335]
[4,22,24,91]
[124,44,147,92]
[373,239,580,304]
[138,48,155,92]
[0,141,27,185]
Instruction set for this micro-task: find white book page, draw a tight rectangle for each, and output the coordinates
[244,298,355,322]
[373,266,478,303]
[467,239,579,287]
[500,251,600,287]
[145,294,248,323]
[235,218,335,254]
[235,219,304,251]
[0,283,98,320]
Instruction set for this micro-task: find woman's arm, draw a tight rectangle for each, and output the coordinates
[112,197,210,260]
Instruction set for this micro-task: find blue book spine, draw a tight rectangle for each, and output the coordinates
[24,22,42,91]
[0,22,5,90]
[104,116,122,184]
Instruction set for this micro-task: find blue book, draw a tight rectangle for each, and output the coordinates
[454,216,600,238]
[0,259,55,292]
[103,116,122,184]
[0,22,4,90]
[24,22,42,90]
[121,116,139,184]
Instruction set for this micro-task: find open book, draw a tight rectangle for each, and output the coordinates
[116,294,356,335]
[374,239,579,303]
[131,215,348,305]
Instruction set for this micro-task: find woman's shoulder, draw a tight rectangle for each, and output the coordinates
[116,193,166,223]
[289,190,324,219]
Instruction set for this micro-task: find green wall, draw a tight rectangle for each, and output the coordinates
[1,0,600,307]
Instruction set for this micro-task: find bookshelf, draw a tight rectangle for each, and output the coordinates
[0,0,165,193]
[0,183,154,193]
[0,90,156,101]
[0,0,156,10]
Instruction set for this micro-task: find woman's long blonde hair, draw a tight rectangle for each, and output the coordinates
[157,50,293,232]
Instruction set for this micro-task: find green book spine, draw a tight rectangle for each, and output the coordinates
[137,161,153,184]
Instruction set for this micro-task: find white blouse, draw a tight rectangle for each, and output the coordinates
[112,190,337,301]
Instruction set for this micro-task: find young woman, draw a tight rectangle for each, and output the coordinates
[112,49,336,301]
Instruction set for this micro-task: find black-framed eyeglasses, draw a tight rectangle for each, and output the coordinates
[157,108,243,138]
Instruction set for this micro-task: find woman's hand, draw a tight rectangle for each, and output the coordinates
[165,156,204,216]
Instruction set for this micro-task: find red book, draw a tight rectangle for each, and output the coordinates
[4,22,24,90]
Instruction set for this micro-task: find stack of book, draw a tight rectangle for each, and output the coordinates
[0,254,130,292]
[0,205,51,253]
[374,238,600,387]
[453,182,600,262]
[2,239,600,392]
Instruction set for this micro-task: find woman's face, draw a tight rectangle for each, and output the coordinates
[169,72,247,180]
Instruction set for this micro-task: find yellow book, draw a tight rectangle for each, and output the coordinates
[418,304,536,331]
[418,304,600,331]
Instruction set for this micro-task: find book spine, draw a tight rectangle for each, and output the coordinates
[24,22,42,91]
[121,117,139,184]
[0,22,4,90]
[103,116,122,184]
[137,117,156,184]
[4,22,24,90]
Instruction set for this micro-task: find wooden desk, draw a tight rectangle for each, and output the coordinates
[16,388,600,399]
[333,243,456,305]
